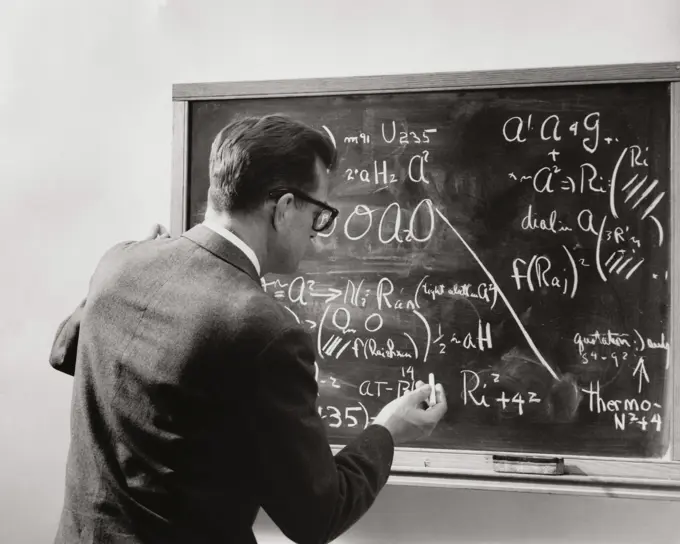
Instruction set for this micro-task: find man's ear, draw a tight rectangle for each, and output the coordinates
[272,193,294,232]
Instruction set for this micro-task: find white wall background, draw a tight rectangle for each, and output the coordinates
[1,1,679,542]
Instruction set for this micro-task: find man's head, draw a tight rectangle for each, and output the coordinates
[207,114,337,275]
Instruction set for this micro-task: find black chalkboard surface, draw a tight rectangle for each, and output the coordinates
[187,83,671,459]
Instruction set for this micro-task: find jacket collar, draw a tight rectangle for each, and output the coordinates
[182,224,261,285]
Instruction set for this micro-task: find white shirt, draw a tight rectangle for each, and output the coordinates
[202,219,261,277]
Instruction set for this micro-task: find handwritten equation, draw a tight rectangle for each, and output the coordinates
[263,105,669,444]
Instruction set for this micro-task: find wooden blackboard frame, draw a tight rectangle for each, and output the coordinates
[171,62,680,500]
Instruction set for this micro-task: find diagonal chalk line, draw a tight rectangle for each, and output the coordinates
[435,206,559,381]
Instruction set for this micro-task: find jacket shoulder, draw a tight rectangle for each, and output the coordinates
[220,287,305,345]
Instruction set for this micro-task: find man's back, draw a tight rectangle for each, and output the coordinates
[53,225,395,544]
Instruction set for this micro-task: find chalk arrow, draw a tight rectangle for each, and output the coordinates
[310,288,343,304]
[632,357,650,394]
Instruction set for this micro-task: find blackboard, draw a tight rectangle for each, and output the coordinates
[186,82,671,459]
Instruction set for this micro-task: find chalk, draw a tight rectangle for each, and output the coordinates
[428,373,436,406]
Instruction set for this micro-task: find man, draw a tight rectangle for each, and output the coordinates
[50,114,447,543]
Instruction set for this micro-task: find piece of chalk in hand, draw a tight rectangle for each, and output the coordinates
[428,373,436,406]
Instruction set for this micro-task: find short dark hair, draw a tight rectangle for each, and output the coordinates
[207,114,337,213]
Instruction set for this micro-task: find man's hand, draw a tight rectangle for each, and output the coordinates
[145,224,171,240]
[372,380,447,445]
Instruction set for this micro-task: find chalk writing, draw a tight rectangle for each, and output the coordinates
[229,90,670,460]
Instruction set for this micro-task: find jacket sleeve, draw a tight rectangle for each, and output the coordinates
[49,298,87,376]
[48,240,136,376]
[250,327,394,544]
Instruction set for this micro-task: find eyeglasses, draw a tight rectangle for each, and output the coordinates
[268,187,339,233]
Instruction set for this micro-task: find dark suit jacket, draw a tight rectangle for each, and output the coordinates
[50,224,394,544]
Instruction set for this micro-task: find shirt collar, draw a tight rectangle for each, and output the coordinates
[201,219,261,277]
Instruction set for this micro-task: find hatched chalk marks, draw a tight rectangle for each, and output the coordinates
[641,192,666,220]
[604,251,645,280]
[321,334,351,359]
[623,175,650,203]
[619,172,666,247]
[621,173,640,192]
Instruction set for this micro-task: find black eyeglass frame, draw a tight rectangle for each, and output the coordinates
[268,187,339,232]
